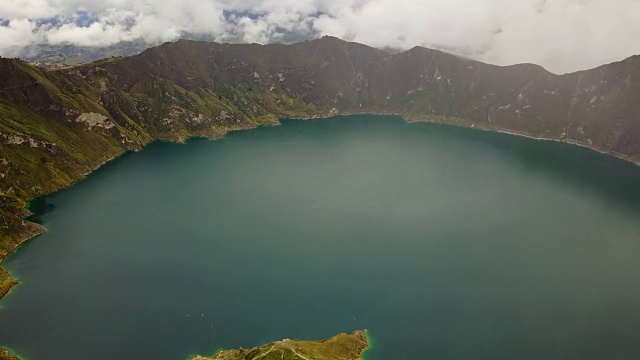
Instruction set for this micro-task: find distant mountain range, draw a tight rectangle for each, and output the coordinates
[19,34,309,69]
[19,41,152,68]
[1,36,639,299]
[19,33,229,69]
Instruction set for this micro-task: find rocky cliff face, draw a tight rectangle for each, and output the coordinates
[1,36,639,296]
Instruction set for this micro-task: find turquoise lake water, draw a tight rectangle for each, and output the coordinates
[1,115,640,359]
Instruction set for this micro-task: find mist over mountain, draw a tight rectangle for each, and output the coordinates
[3,0,640,74]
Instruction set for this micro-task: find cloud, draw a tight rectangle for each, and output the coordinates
[0,19,39,57]
[313,0,502,52]
[480,0,640,73]
[1,0,640,73]
[0,0,55,19]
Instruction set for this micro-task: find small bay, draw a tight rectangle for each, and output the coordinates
[1,115,640,359]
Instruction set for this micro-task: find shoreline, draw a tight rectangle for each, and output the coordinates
[492,129,640,167]
[0,347,20,360]
[360,329,374,360]
[293,111,640,167]
[1,112,639,303]
[1,112,640,359]
[408,116,640,167]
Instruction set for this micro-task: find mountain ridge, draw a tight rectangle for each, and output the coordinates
[1,36,639,301]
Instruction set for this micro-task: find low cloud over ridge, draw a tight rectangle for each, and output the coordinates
[1,0,640,74]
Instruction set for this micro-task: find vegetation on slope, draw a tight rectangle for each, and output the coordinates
[191,330,368,360]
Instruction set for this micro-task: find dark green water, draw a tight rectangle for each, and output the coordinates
[2,115,640,359]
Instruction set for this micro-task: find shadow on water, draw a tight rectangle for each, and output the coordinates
[408,120,640,212]
[280,115,640,212]
[26,197,56,223]
[25,145,171,223]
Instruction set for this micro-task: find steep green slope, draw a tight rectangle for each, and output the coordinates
[1,36,639,299]
[191,331,368,360]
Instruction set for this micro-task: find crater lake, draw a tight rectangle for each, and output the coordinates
[1,115,640,359]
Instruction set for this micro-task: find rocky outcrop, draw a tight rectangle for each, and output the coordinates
[0,348,19,360]
[74,112,114,130]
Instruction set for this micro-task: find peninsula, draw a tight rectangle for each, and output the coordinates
[191,330,368,360]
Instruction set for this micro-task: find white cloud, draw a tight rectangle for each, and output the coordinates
[1,0,640,73]
[313,0,501,51]
[47,22,130,46]
[481,0,640,73]
[0,0,56,19]
[0,19,40,56]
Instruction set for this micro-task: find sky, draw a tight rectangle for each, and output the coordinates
[1,0,639,74]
